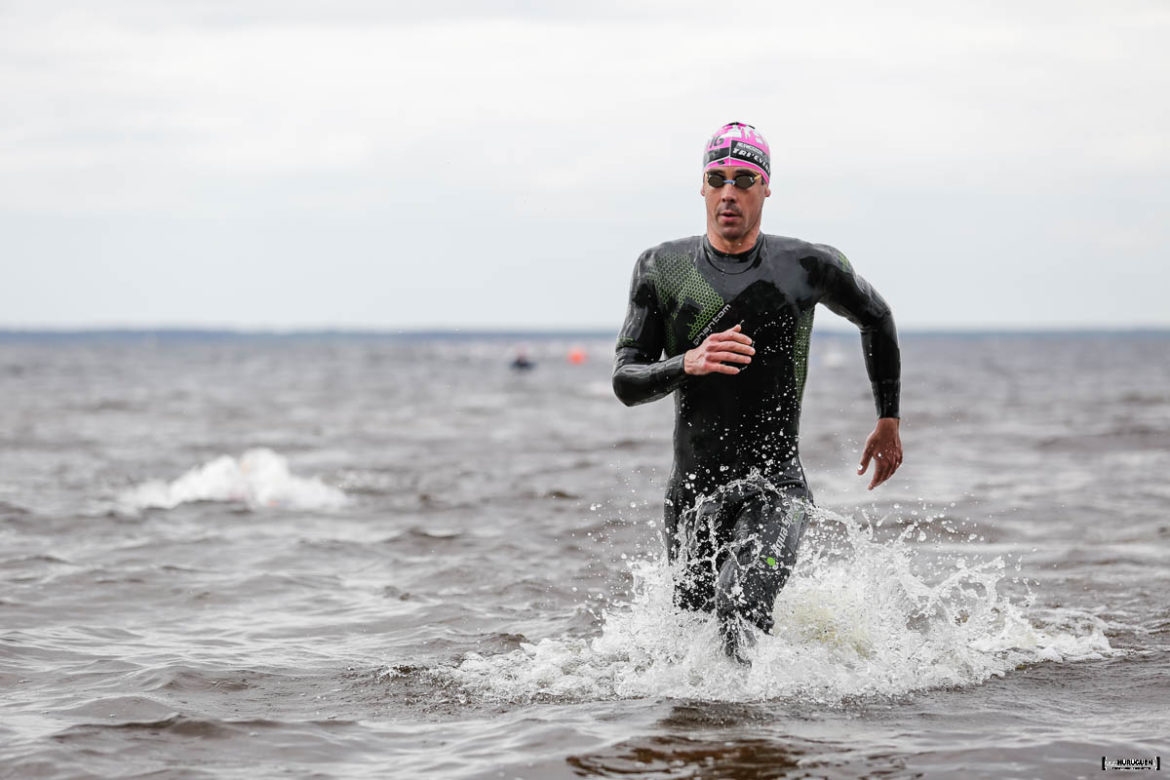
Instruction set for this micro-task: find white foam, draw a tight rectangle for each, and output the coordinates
[119,448,347,512]
[447,508,1113,703]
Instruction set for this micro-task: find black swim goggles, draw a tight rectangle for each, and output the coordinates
[705,171,762,189]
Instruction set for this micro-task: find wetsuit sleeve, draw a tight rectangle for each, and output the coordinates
[612,253,689,406]
[814,247,901,419]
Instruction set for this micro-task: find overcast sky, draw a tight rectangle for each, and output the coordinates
[2,0,1167,331]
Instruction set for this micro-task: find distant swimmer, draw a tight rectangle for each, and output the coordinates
[612,122,903,664]
[511,349,535,371]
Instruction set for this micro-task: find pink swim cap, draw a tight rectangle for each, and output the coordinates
[703,121,770,183]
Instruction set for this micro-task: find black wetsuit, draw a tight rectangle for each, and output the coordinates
[612,234,900,645]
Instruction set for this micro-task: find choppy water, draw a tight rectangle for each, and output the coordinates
[1,331,1167,779]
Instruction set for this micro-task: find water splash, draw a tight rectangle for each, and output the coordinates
[118,449,347,512]
[447,507,1112,703]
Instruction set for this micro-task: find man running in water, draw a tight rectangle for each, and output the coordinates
[612,121,903,663]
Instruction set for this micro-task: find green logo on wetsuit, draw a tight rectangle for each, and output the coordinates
[793,308,815,401]
[652,251,726,354]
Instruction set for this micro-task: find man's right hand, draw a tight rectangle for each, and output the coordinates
[684,324,754,376]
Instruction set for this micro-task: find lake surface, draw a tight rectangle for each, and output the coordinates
[1,330,1167,778]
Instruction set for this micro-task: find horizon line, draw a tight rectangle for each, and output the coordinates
[2,325,1169,340]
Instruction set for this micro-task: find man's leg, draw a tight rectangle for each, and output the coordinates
[663,491,730,613]
[714,489,811,662]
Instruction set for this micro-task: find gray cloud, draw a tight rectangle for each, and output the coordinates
[1,0,1167,329]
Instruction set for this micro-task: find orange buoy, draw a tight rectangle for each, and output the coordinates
[567,347,586,365]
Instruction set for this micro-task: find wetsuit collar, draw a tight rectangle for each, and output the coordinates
[703,234,764,275]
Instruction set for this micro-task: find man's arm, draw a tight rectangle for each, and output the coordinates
[612,256,754,406]
[612,254,686,406]
[814,247,903,489]
[815,248,900,419]
[613,350,688,407]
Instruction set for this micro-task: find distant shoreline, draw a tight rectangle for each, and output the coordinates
[1,327,1168,343]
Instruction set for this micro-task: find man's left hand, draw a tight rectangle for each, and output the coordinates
[857,418,902,490]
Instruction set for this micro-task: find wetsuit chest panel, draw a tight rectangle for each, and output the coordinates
[655,241,813,358]
[650,247,728,355]
[669,245,815,397]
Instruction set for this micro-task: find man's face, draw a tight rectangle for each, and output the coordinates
[701,166,771,246]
